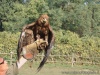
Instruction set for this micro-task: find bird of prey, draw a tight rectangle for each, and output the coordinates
[17,14,55,72]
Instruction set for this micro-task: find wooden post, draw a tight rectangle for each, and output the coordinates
[49,54,53,63]
[10,51,13,65]
[71,53,75,67]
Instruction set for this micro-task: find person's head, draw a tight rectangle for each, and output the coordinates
[0,58,8,75]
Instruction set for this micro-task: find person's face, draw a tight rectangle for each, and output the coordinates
[0,60,8,75]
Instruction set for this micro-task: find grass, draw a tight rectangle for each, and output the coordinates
[18,62,100,75]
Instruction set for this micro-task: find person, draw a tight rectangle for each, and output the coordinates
[0,57,20,75]
[0,58,9,75]
[0,39,47,75]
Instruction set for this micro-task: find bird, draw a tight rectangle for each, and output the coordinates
[17,14,55,72]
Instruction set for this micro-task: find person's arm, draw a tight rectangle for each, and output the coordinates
[6,57,27,75]
[21,39,47,60]
[6,39,47,75]
[6,63,18,75]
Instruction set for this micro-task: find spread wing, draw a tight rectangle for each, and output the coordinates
[17,25,35,60]
[37,25,55,72]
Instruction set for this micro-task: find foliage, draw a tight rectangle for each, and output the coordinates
[54,30,100,56]
[0,0,100,63]
[0,31,19,53]
[0,31,100,63]
[0,0,99,37]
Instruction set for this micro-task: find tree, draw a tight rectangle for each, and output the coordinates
[0,0,38,32]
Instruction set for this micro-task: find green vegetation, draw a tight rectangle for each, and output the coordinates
[0,0,100,63]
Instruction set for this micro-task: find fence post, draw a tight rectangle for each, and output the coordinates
[10,51,13,65]
[71,53,75,67]
[51,54,54,63]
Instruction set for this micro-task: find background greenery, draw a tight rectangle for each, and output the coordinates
[0,0,100,64]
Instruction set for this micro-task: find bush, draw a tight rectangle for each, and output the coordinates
[0,31,20,53]
[0,31,100,63]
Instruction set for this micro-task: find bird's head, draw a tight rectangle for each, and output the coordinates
[38,14,49,26]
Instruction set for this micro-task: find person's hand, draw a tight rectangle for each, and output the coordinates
[0,58,8,75]
[21,39,47,60]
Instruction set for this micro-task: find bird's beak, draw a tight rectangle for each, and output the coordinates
[43,18,47,24]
